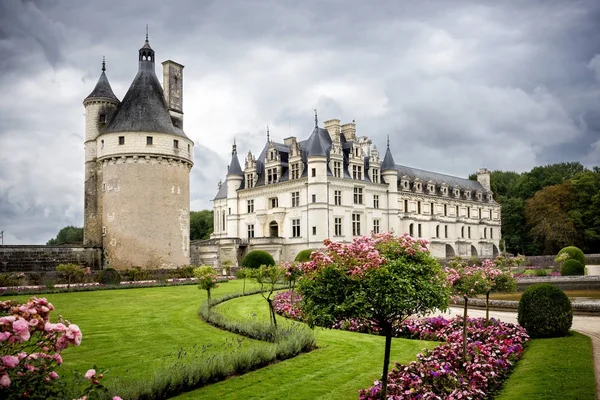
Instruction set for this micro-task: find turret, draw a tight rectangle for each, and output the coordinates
[381,136,399,233]
[226,140,243,237]
[82,58,120,247]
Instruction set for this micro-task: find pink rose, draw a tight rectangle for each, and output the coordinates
[1,355,19,368]
[12,319,30,341]
[85,369,96,379]
[0,374,10,387]
[0,332,10,342]
[66,324,82,346]
[49,371,59,380]
[113,397,123,400]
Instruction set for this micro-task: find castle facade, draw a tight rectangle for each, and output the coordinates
[203,117,500,264]
[83,37,194,269]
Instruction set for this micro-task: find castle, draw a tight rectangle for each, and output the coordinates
[83,35,194,269]
[201,115,501,264]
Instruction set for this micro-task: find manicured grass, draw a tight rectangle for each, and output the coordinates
[174,294,439,400]
[11,281,267,384]
[497,331,596,400]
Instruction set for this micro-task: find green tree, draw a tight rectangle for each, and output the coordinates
[46,226,83,245]
[194,265,219,307]
[55,264,85,289]
[249,265,286,328]
[514,162,585,199]
[570,171,600,253]
[189,210,214,240]
[298,234,449,399]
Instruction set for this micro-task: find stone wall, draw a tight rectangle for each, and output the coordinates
[525,254,600,268]
[0,246,102,272]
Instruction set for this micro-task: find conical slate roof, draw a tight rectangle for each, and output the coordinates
[227,143,243,176]
[305,127,331,157]
[84,71,119,103]
[381,145,396,171]
[103,68,187,137]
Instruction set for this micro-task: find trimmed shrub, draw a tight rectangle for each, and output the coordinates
[241,250,275,269]
[97,268,121,285]
[557,246,585,266]
[561,259,585,276]
[518,283,572,338]
[294,249,314,262]
[171,265,195,278]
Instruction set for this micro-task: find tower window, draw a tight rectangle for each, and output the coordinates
[173,139,179,149]
[118,136,125,145]
[312,226,317,235]
[312,194,316,203]
[101,140,104,149]
[99,114,106,123]
[311,168,316,177]
[188,144,191,152]
[147,136,153,145]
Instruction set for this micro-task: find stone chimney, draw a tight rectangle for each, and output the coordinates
[284,136,296,146]
[324,119,341,141]
[477,168,491,192]
[341,121,356,141]
[162,60,184,129]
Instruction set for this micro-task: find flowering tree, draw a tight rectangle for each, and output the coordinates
[56,263,86,289]
[298,233,449,399]
[282,261,302,301]
[194,266,219,308]
[249,265,286,328]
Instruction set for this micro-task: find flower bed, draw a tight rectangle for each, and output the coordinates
[273,290,529,399]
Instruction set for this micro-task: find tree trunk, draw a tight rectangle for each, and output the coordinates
[463,295,468,360]
[67,275,71,290]
[207,288,212,309]
[486,291,490,322]
[380,322,393,399]
[243,277,246,295]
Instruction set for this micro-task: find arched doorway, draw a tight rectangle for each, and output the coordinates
[493,245,499,257]
[269,221,279,237]
[445,244,455,258]
[471,245,478,257]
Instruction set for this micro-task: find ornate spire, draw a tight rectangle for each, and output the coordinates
[314,108,318,127]
[387,135,390,149]
[232,138,237,156]
[267,125,270,142]
[145,24,149,42]
[102,56,106,72]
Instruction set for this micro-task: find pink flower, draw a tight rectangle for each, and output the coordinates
[113,397,123,400]
[0,374,10,387]
[49,371,59,380]
[1,355,19,368]
[85,369,96,379]
[66,324,82,346]
[0,332,10,342]
[12,318,30,341]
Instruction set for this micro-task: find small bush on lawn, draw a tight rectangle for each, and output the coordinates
[293,249,314,262]
[56,263,87,288]
[240,251,275,269]
[97,268,121,285]
[518,283,572,338]
[561,259,585,276]
[557,246,586,266]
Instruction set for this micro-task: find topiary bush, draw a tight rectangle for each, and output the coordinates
[561,259,585,276]
[557,246,585,266]
[241,250,275,269]
[97,268,122,285]
[294,249,315,262]
[518,283,572,338]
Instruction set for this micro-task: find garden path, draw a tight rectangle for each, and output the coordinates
[447,307,600,400]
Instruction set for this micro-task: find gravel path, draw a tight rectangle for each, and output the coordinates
[447,307,600,400]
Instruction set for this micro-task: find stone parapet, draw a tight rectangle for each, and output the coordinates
[0,246,102,272]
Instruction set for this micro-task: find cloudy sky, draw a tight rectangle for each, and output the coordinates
[1,0,599,244]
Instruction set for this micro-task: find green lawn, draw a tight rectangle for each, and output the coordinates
[498,331,596,400]
[12,281,268,384]
[175,294,438,400]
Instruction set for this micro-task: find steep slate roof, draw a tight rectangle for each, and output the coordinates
[214,181,228,200]
[381,146,396,171]
[227,151,243,176]
[84,71,119,103]
[305,127,331,157]
[395,164,484,191]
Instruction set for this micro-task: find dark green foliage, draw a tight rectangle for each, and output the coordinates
[0,273,25,287]
[561,259,585,276]
[294,249,314,262]
[518,283,572,338]
[171,265,195,278]
[241,250,275,269]
[98,268,121,285]
[557,246,586,266]
[190,210,214,240]
[46,225,83,245]
[123,267,151,282]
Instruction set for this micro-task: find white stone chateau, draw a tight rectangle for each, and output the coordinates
[203,115,501,264]
[83,35,194,268]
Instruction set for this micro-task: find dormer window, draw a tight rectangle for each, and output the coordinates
[352,165,362,180]
[246,173,254,188]
[476,192,482,201]
[372,168,379,183]
[428,184,435,194]
[267,168,278,184]
[442,187,448,196]
[269,150,278,161]
[333,161,342,178]
[453,188,460,198]
[414,182,422,192]
[291,163,301,180]
[465,190,472,199]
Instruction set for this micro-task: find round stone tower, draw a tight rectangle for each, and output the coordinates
[84,36,194,269]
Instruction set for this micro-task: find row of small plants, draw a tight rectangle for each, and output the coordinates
[273,291,530,399]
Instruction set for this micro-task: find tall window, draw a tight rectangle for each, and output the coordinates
[291,163,300,180]
[468,226,471,238]
[436,225,440,237]
[372,168,379,183]
[444,204,447,216]
[173,139,179,149]
[456,205,459,217]
[334,217,342,236]
[479,208,482,219]
[461,226,464,238]
[417,201,421,214]
[334,190,342,206]
[352,213,361,236]
[247,224,255,238]
[430,202,434,215]
[445,225,448,238]
[404,199,409,212]
[353,187,363,204]
[247,199,254,213]
[489,209,493,220]
[312,226,317,235]
[269,197,278,208]
[222,212,225,230]
[291,191,300,207]
[246,173,254,188]
[467,208,471,219]
[312,194,316,203]
[418,224,422,237]
[484,227,487,239]
[333,161,342,178]
[352,165,362,180]
[490,228,493,239]
[267,168,278,184]
[292,219,301,237]
[373,219,380,234]
[373,195,379,209]
[409,223,414,236]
